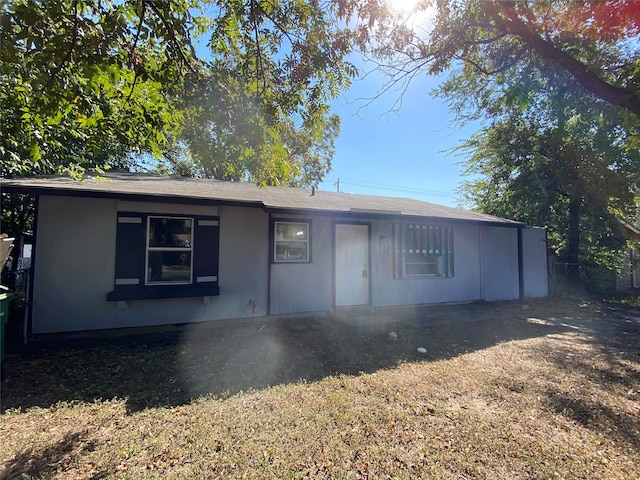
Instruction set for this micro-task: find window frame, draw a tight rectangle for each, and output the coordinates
[271,219,312,264]
[145,216,194,286]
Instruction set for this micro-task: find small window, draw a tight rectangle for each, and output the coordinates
[146,217,193,285]
[274,221,310,262]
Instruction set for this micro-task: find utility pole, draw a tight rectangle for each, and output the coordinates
[334,178,340,193]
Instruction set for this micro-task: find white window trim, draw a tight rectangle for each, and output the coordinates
[145,216,194,286]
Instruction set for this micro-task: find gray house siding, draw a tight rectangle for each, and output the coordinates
[371,222,483,307]
[522,227,549,297]
[480,226,520,301]
[33,195,117,333]
[112,204,268,328]
[32,195,269,333]
[269,217,487,313]
[269,218,528,312]
[269,215,333,315]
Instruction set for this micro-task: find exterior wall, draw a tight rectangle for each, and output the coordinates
[480,226,519,301]
[32,195,269,333]
[522,227,549,298]
[633,248,639,289]
[371,222,483,307]
[269,218,525,311]
[269,215,333,314]
[32,195,118,332]
[617,272,633,291]
[617,225,639,291]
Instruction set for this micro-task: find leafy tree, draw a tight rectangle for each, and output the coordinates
[179,74,341,187]
[1,0,364,251]
[359,0,640,274]
[365,0,640,126]
[1,0,203,178]
[1,0,355,184]
[459,116,638,271]
[456,64,639,274]
[177,0,351,186]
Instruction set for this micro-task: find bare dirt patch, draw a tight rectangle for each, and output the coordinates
[1,296,639,479]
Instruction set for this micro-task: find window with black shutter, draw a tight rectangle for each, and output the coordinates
[106,213,220,301]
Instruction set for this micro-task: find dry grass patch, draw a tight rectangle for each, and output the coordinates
[1,298,639,478]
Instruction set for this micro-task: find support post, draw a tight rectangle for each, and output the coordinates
[518,227,525,303]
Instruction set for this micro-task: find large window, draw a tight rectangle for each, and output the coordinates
[388,223,454,278]
[107,213,219,301]
[273,221,310,263]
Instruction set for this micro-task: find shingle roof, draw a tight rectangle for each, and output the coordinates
[0,173,522,226]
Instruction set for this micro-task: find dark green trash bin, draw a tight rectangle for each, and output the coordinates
[0,285,15,380]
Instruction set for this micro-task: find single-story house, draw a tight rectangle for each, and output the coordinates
[0,173,549,334]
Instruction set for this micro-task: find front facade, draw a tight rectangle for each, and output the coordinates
[1,174,549,334]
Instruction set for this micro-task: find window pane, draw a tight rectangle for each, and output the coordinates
[148,251,192,283]
[405,252,438,276]
[149,218,192,247]
[275,242,308,261]
[276,222,307,241]
[274,222,309,262]
[406,262,438,276]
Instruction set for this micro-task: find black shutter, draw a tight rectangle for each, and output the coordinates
[114,214,146,286]
[194,217,219,286]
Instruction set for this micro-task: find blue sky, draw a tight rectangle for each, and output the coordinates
[319,64,480,208]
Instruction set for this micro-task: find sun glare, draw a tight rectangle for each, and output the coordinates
[387,0,437,31]
[388,0,423,14]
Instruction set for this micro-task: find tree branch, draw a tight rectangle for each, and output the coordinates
[125,2,146,104]
[458,47,526,76]
[250,0,266,95]
[488,1,640,118]
[145,0,197,74]
[39,0,79,98]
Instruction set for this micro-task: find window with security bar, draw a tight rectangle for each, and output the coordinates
[388,223,454,278]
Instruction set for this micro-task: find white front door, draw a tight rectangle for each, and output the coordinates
[335,224,370,307]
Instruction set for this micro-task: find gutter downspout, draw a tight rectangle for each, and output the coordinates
[478,225,484,301]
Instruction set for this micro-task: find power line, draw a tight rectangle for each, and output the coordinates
[325,177,457,199]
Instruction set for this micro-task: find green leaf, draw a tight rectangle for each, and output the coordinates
[30,143,41,162]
